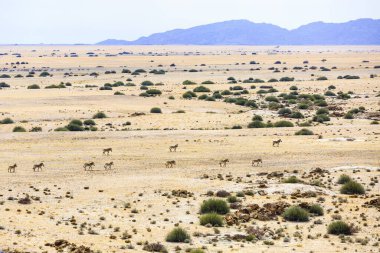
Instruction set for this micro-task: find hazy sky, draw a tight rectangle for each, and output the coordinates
[1,0,379,44]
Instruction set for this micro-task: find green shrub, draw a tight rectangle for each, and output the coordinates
[182,91,197,99]
[252,115,263,121]
[227,196,238,203]
[84,119,96,126]
[93,112,107,119]
[69,119,83,126]
[146,89,162,96]
[199,213,223,227]
[283,206,309,222]
[193,86,210,92]
[190,249,205,253]
[308,204,324,216]
[278,108,292,116]
[183,80,196,85]
[325,90,336,96]
[327,221,352,235]
[283,176,300,183]
[313,114,330,123]
[165,227,190,243]
[337,174,351,184]
[344,113,354,119]
[13,126,26,132]
[274,121,294,127]
[54,127,68,131]
[298,103,309,109]
[39,71,51,77]
[340,181,365,195]
[150,107,162,113]
[27,84,40,89]
[316,76,328,81]
[114,91,125,95]
[265,96,279,102]
[200,199,229,214]
[29,127,42,132]
[295,128,314,135]
[279,77,294,82]
[248,120,266,128]
[231,125,242,129]
[290,112,304,119]
[316,108,329,115]
[201,80,214,84]
[66,123,84,131]
[141,80,154,86]
[0,118,14,124]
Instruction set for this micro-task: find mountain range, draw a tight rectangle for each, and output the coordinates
[97,18,380,45]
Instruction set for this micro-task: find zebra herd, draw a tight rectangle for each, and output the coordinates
[6,139,282,173]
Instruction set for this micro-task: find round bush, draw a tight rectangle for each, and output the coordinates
[340,181,365,195]
[27,84,40,89]
[274,121,294,127]
[265,96,279,102]
[13,126,26,132]
[190,249,205,253]
[193,86,210,92]
[337,174,351,184]
[0,118,14,124]
[200,199,229,214]
[316,108,329,115]
[327,221,352,235]
[248,120,266,128]
[165,227,190,243]
[283,176,300,183]
[150,107,162,113]
[69,119,83,126]
[252,115,263,121]
[283,206,309,222]
[93,112,107,119]
[199,213,223,227]
[227,196,238,203]
[66,123,84,131]
[308,204,324,216]
[295,128,314,135]
[84,119,96,126]
[141,80,154,86]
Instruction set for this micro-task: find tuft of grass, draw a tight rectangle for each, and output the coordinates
[199,213,223,227]
[340,181,365,195]
[200,199,229,214]
[283,206,309,222]
[327,221,353,235]
[165,227,190,243]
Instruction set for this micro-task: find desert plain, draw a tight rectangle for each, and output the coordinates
[0,45,379,253]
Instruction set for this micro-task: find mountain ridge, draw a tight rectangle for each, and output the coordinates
[97,18,380,45]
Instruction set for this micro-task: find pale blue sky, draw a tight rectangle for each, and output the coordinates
[1,0,379,44]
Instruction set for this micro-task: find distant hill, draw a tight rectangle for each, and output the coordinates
[97,18,380,45]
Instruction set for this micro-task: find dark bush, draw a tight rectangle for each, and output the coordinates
[308,204,324,216]
[84,119,96,126]
[13,126,26,132]
[27,84,40,89]
[183,80,196,85]
[150,107,162,113]
[0,118,14,124]
[141,80,154,86]
[252,115,263,121]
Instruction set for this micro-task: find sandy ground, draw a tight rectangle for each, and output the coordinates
[0,45,379,253]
